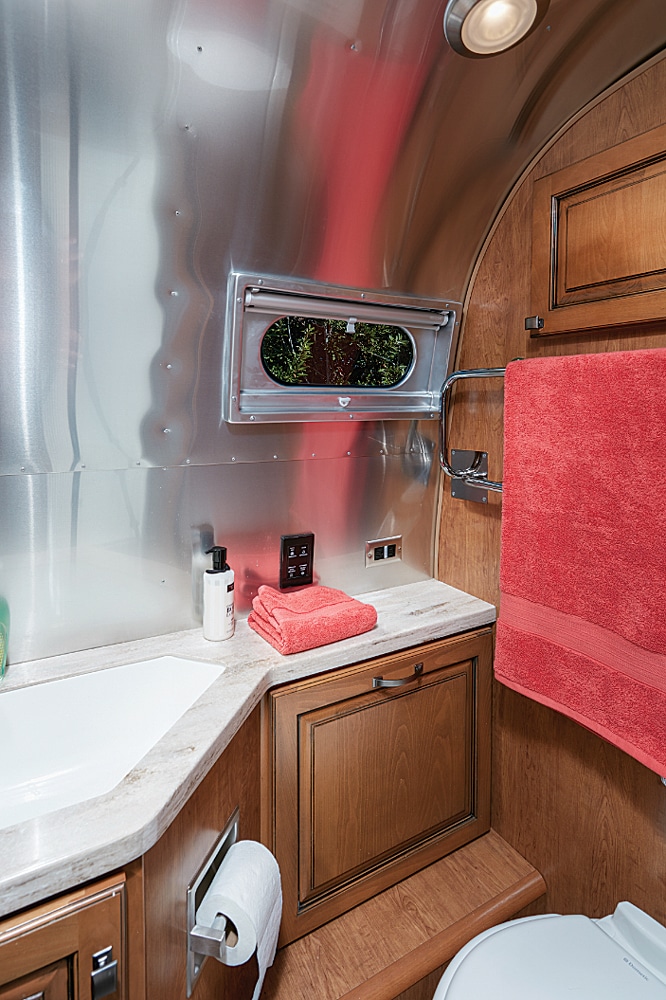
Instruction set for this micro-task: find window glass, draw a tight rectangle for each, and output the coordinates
[260,316,414,387]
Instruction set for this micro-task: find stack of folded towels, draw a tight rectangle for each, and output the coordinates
[248,584,377,655]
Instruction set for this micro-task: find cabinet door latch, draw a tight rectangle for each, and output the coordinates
[91,946,118,999]
[524,315,544,330]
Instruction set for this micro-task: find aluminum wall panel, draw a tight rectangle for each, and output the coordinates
[1,453,435,664]
[1,0,665,661]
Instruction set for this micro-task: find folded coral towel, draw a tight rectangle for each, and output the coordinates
[248,584,377,655]
[494,348,666,775]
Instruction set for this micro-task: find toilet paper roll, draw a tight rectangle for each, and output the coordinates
[195,839,282,998]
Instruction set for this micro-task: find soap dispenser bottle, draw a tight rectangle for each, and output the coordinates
[203,546,235,641]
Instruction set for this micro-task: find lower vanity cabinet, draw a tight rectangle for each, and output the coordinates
[0,873,127,1000]
[263,627,493,945]
[142,704,262,1000]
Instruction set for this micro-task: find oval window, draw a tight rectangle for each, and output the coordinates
[260,317,414,388]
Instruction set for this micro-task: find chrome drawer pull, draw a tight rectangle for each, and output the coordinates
[372,662,423,688]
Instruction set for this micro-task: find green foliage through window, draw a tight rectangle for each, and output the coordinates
[260,317,414,387]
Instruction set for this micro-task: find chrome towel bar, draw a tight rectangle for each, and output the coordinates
[439,367,506,494]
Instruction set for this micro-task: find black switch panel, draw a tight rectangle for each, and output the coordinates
[280,532,314,588]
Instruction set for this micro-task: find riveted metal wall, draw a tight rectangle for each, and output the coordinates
[1,0,665,662]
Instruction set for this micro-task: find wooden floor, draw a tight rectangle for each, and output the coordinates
[262,830,545,1000]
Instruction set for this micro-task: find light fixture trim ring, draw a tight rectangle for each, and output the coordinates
[444,0,550,57]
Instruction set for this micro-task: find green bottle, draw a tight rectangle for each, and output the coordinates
[0,597,8,681]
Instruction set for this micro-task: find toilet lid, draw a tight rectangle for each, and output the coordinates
[438,914,666,999]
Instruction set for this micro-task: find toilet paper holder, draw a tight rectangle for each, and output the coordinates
[186,808,239,997]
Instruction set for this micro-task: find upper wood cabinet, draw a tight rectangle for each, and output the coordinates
[530,122,666,335]
[263,629,493,945]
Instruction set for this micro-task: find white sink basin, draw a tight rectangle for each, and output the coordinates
[0,656,224,829]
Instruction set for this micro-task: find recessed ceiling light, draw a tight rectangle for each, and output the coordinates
[444,0,550,57]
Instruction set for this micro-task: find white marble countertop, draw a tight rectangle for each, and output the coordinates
[0,580,495,918]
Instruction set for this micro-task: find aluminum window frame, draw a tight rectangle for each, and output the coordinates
[223,272,459,423]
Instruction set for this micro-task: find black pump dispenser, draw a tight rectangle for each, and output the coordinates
[206,545,230,574]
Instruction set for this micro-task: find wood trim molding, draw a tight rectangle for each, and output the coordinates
[262,830,545,1000]
[343,872,545,1000]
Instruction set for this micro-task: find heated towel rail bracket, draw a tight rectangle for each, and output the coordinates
[439,367,506,500]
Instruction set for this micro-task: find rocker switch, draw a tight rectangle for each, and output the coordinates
[91,946,118,999]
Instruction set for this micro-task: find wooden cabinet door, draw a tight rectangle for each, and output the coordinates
[0,958,69,1000]
[265,629,492,944]
[530,122,666,335]
[0,875,125,1000]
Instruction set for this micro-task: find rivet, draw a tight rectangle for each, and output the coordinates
[231,395,237,402]
[163,427,172,434]
[185,458,191,464]
[197,45,203,51]
[250,415,255,421]
[347,451,351,456]
[311,452,316,458]
[81,463,86,469]
[20,466,25,472]
[136,461,141,466]
[236,297,242,303]
[257,278,263,285]
[273,455,278,460]
[482,497,487,503]
[166,363,173,370]
[169,289,179,297]
[231,457,236,462]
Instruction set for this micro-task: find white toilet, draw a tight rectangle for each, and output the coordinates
[433,901,666,998]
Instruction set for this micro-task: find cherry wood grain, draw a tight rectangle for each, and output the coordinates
[262,830,545,1000]
[437,51,666,925]
[124,860,146,1000]
[303,665,471,894]
[0,874,126,999]
[0,959,69,1000]
[531,122,666,333]
[142,706,262,1000]
[266,631,493,945]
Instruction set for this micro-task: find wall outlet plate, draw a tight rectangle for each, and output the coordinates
[280,532,314,588]
[365,535,403,568]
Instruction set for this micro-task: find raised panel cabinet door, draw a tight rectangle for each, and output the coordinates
[0,958,69,1000]
[0,875,126,1000]
[267,629,492,944]
[530,121,666,335]
[301,664,471,899]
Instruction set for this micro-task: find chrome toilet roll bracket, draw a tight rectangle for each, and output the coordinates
[186,808,239,997]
